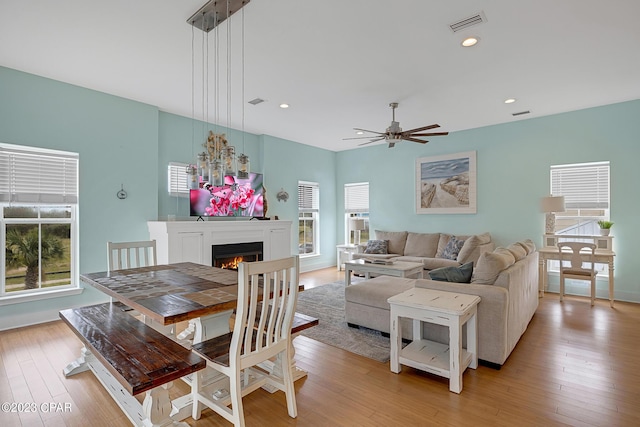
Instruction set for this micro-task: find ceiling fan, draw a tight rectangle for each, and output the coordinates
[344,102,448,148]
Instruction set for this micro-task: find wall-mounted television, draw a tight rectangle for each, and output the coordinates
[190,173,264,218]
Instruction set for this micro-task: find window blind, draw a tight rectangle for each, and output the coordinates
[168,162,190,197]
[344,182,369,213]
[298,181,319,212]
[0,143,78,204]
[551,161,610,209]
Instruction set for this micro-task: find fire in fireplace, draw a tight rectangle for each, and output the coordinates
[212,242,264,270]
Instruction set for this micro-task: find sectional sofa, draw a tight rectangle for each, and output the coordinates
[345,239,540,366]
[352,230,494,271]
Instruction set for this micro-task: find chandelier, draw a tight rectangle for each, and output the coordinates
[187,0,251,190]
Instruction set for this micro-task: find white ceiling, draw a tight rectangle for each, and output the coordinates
[1,0,639,152]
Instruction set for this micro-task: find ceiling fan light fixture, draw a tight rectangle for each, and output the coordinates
[461,36,479,47]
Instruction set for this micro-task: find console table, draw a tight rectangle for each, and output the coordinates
[539,234,615,307]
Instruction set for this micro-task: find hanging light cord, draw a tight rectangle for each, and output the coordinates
[227,0,232,133]
[242,5,245,154]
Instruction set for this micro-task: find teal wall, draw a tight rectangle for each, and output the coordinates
[262,135,337,271]
[336,100,640,302]
[0,65,638,330]
[0,66,160,329]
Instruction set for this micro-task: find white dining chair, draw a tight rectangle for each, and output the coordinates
[107,240,157,272]
[558,242,598,306]
[191,256,299,427]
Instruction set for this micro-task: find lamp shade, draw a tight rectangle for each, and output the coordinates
[540,196,565,213]
[349,218,366,231]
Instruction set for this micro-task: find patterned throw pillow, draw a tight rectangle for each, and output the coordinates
[428,262,474,283]
[364,240,388,254]
[441,236,465,260]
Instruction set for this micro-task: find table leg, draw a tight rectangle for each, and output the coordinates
[142,382,189,427]
[467,309,478,370]
[538,255,546,298]
[390,308,401,374]
[609,260,615,307]
[449,316,463,394]
[344,267,351,286]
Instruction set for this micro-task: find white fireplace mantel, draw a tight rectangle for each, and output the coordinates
[148,220,293,266]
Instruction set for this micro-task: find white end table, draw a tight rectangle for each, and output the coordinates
[388,288,481,393]
[336,244,360,271]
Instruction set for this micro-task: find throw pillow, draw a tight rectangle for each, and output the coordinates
[374,230,408,255]
[470,248,516,285]
[507,243,527,261]
[456,232,492,264]
[441,236,465,260]
[428,262,474,283]
[364,240,388,254]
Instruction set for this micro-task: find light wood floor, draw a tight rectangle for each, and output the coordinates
[2,267,640,426]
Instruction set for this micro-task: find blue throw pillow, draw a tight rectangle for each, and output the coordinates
[428,262,474,283]
[364,239,388,254]
[441,236,465,260]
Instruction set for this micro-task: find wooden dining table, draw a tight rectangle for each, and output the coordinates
[65,262,310,423]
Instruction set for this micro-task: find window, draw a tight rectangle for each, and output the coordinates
[298,181,319,256]
[168,162,190,197]
[551,161,610,235]
[0,143,79,297]
[344,182,369,244]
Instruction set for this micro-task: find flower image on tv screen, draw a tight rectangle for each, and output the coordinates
[190,173,264,218]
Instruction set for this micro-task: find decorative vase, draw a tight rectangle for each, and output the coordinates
[599,228,610,236]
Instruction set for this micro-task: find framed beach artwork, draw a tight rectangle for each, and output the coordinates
[416,151,477,214]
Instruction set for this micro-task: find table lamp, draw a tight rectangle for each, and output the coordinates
[540,195,565,234]
[349,218,366,245]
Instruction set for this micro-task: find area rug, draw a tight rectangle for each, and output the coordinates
[296,281,391,363]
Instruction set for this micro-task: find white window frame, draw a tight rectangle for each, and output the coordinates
[548,161,611,275]
[344,182,369,245]
[0,143,80,302]
[551,161,610,235]
[298,181,319,257]
[168,162,190,197]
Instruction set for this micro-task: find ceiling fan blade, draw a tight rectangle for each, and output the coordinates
[403,137,429,144]
[353,128,385,135]
[409,132,449,137]
[402,124,441,134]
[343,136,385,140]
[358,137,385,146]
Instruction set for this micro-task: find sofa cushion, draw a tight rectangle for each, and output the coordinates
[471,247,516,285]
[344,276,416,310]
[404,232,440,258]
[428,262,474,283]
[375,230,408,255]
[423,258,461,270]
[364,239,388,254]
[518,239,536,255]
[507,243,527,261]
[457,232,492,264]
[441,236,466,260]
[435,234,452,257]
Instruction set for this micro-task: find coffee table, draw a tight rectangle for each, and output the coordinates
[344,259,424,286]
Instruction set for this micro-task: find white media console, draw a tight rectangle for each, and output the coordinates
[148,220,293,266]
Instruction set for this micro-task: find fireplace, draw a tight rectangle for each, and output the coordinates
[212,241,264,270]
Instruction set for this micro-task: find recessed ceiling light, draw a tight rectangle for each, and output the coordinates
[461,37,479,47]
[356,131,364,135]
[504,98,517,104]
[279,103,289,109]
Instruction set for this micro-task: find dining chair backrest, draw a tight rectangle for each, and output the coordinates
[107,240,157,273]
[233,256,300,370]
[558,241,596,273]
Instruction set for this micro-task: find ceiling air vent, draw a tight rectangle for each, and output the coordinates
[248,98,265,105]
[449,12,487,33]
[512,110,531,117]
